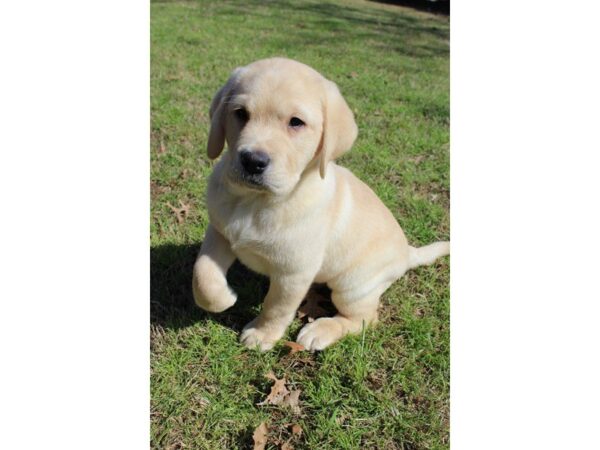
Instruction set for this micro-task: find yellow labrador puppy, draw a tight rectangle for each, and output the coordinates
[193,58,449,351]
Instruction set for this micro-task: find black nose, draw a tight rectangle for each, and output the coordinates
[240,150,270,175]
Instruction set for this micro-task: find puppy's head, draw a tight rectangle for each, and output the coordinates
[206,58,357,195]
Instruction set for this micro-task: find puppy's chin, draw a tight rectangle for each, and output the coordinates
[225,171,271,195]
[225,170,296,197]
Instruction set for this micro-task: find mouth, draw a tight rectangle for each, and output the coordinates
[227,170,269,192]
[241,174,267,189]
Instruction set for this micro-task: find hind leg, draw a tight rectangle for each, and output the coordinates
[296,282,390,351]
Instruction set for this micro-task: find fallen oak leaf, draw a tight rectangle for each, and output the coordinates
[257,371,289,406]
[166,200,191,224]
[283,341,305,355]
[257,372,302,414]
[252,421,269,450]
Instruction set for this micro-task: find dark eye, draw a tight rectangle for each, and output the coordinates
[234,108,249,123]
[289,117,305,128]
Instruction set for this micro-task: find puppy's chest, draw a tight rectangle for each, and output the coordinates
[224,216,275,251]
[211,203,294,274]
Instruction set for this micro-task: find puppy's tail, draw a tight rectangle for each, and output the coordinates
[408,241,450,270]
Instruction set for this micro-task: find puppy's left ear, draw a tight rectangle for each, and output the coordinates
[207,67,244,160]
[318,80,358,178]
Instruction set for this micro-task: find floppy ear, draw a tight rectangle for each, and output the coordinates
[206,67,244,160]
[318,80,358,178]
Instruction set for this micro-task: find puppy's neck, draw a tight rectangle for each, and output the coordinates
[285,163,335,205]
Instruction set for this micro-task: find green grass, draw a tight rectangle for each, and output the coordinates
[151,0,449,448]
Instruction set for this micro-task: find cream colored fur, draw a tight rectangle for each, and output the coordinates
[192,58,449,351]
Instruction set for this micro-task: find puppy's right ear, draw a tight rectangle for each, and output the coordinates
[206,67,244,160]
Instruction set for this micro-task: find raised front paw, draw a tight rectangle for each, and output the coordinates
[296,317,344,351]
[192,282,237,313]
[240,318,285,352]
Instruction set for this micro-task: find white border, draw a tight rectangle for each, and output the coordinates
[452,1,600,448]
[0,1,149,448]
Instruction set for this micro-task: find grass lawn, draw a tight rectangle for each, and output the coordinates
[151,0,449,448]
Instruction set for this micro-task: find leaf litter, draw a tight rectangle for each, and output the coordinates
[158,139,167,154]
[257,371,289,406]
[252,421,269,450]
[166,200,191,224]
[282,341,305,355]
[252,335,311,448]
[252,420,303,450]
[291,423,303,436]
[257,371,302,415]
[297,285,334,322]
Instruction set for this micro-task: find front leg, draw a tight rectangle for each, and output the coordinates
[240,273,313,351]
[192,224,237,313]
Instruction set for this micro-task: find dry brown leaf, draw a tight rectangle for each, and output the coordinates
[166,200,191,224]
[282,389,301,415]
[252,422,269,450]
[283,341,305,355]
[158,139,166,154]
[409,154,426,164]
[151,181,170,201]
[257,371,289,406]
[281,442,294,450]
[297,290,330,321]
[291,424,303,437]
[257,372,302,414]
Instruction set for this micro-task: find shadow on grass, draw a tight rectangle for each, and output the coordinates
[153,0,449,59]
[151,242,337,337]
[229,0,448,58]
[150,242,269,331]
[371,0,449,16]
